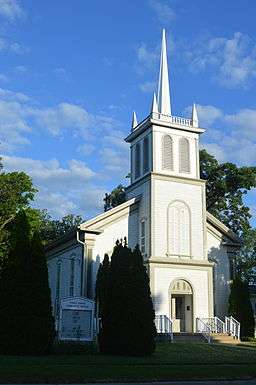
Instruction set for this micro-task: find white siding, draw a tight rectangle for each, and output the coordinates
[152,178,205,259]
[47,244,82,317]
[153,266,209,320]
[207,230,231,319]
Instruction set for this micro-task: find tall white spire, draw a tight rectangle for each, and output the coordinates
[192,103,199,127]
[132,111,138,129]
[157,29,171,116]
[151,92,158,114]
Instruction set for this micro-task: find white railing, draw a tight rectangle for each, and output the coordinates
[151,112,192,127]
[155,315,173,341]
[200,317,226,334]
[225,316,240,340]
[196,318,211,343]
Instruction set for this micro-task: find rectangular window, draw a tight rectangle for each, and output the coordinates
[55,262,61,318]
[69,258,75,297]
[140,220,146,255]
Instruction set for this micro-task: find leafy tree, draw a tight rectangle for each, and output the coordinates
[103,184,126,211]
[0,164,37,256]
[228,275,255,338]
[38,212,83,243]
[234,227,256,284]
[0,211,55,355]
[200,149,256,235]
[96,240,156,356]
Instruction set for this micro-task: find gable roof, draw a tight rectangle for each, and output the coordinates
[79,196,141,231]
[206,211,241,246]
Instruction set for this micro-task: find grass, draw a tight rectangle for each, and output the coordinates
[0,342,256,383]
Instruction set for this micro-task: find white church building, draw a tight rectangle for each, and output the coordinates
[46,30,241,338]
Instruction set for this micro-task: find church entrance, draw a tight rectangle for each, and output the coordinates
[170,279,193,333]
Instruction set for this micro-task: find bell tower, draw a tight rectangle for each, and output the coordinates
[125,30,207,262]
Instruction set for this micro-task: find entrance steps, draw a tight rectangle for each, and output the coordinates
[173,332,206,343]
[210,333,240,345]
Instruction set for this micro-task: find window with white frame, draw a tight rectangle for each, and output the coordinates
[162,135,173,170]
[135,142,141,179]
[168,201,190,256]
[179,137,190,173]
[143,136,149,174]
[69,258,75,297]
[140,220,146,255]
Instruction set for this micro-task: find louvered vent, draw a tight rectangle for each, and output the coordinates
[179,138,190,173]
[135,143,141,179]
[143,137,149,174]
[162,135,173,170]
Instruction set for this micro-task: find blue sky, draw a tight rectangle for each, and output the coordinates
[1,0,256,222]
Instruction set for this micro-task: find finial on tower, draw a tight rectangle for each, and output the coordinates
[192,103,199,127]
[132,111,138,129]
[151,92,158,115]
[157,29,171,116]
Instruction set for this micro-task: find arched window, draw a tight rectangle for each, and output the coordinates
[143,137,149,174]
[162,135,173,170]
[179,137,190,173]
[135,142,141,179]
[168,201,190,256]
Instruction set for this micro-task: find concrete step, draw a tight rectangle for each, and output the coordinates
[211,333,240,345]
[173,332,206,343]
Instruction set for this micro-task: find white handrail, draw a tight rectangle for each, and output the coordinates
[151,112,192,127]
[226,316,240,340]
[200,317,226,334]
[196,318,211,343]
[155,314,173,341]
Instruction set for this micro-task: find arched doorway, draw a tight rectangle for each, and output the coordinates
[170,279,193,333]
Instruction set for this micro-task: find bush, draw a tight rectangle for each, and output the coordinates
[0,211,55,355]
[228,275,255,338]
[96,241,156,356]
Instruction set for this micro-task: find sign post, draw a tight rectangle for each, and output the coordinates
[58,297,95,342]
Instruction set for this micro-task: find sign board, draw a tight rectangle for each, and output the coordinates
[59,297,95,342]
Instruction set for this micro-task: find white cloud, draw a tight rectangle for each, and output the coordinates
[0,36,29,54]
[2,155,100,218]
[0,0,25,22]
[0,73,9,82]
[100,147,129,176]
[77,143,95,156]
[194,103,256,165]
[149,0,176,23]
[184,104,223,127]
[31,103,92,136]
[186,32,256,88]
[14,65,28,74]
[139,81,156,93]
[225,108,256,140]
[53,67,69,81]
[136,43,159,72]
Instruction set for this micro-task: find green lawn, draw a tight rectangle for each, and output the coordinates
[0,342,256,383]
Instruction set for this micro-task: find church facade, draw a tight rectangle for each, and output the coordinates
[46,30,241,334]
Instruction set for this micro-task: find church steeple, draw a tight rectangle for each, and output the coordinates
[157,29,171,116]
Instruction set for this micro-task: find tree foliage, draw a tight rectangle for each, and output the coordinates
[0,211,55,355]
[228,275,255,338]
[103,184,126,211]
[37,211,83,243]
[200,149,256,235]
[96,240,156,356]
